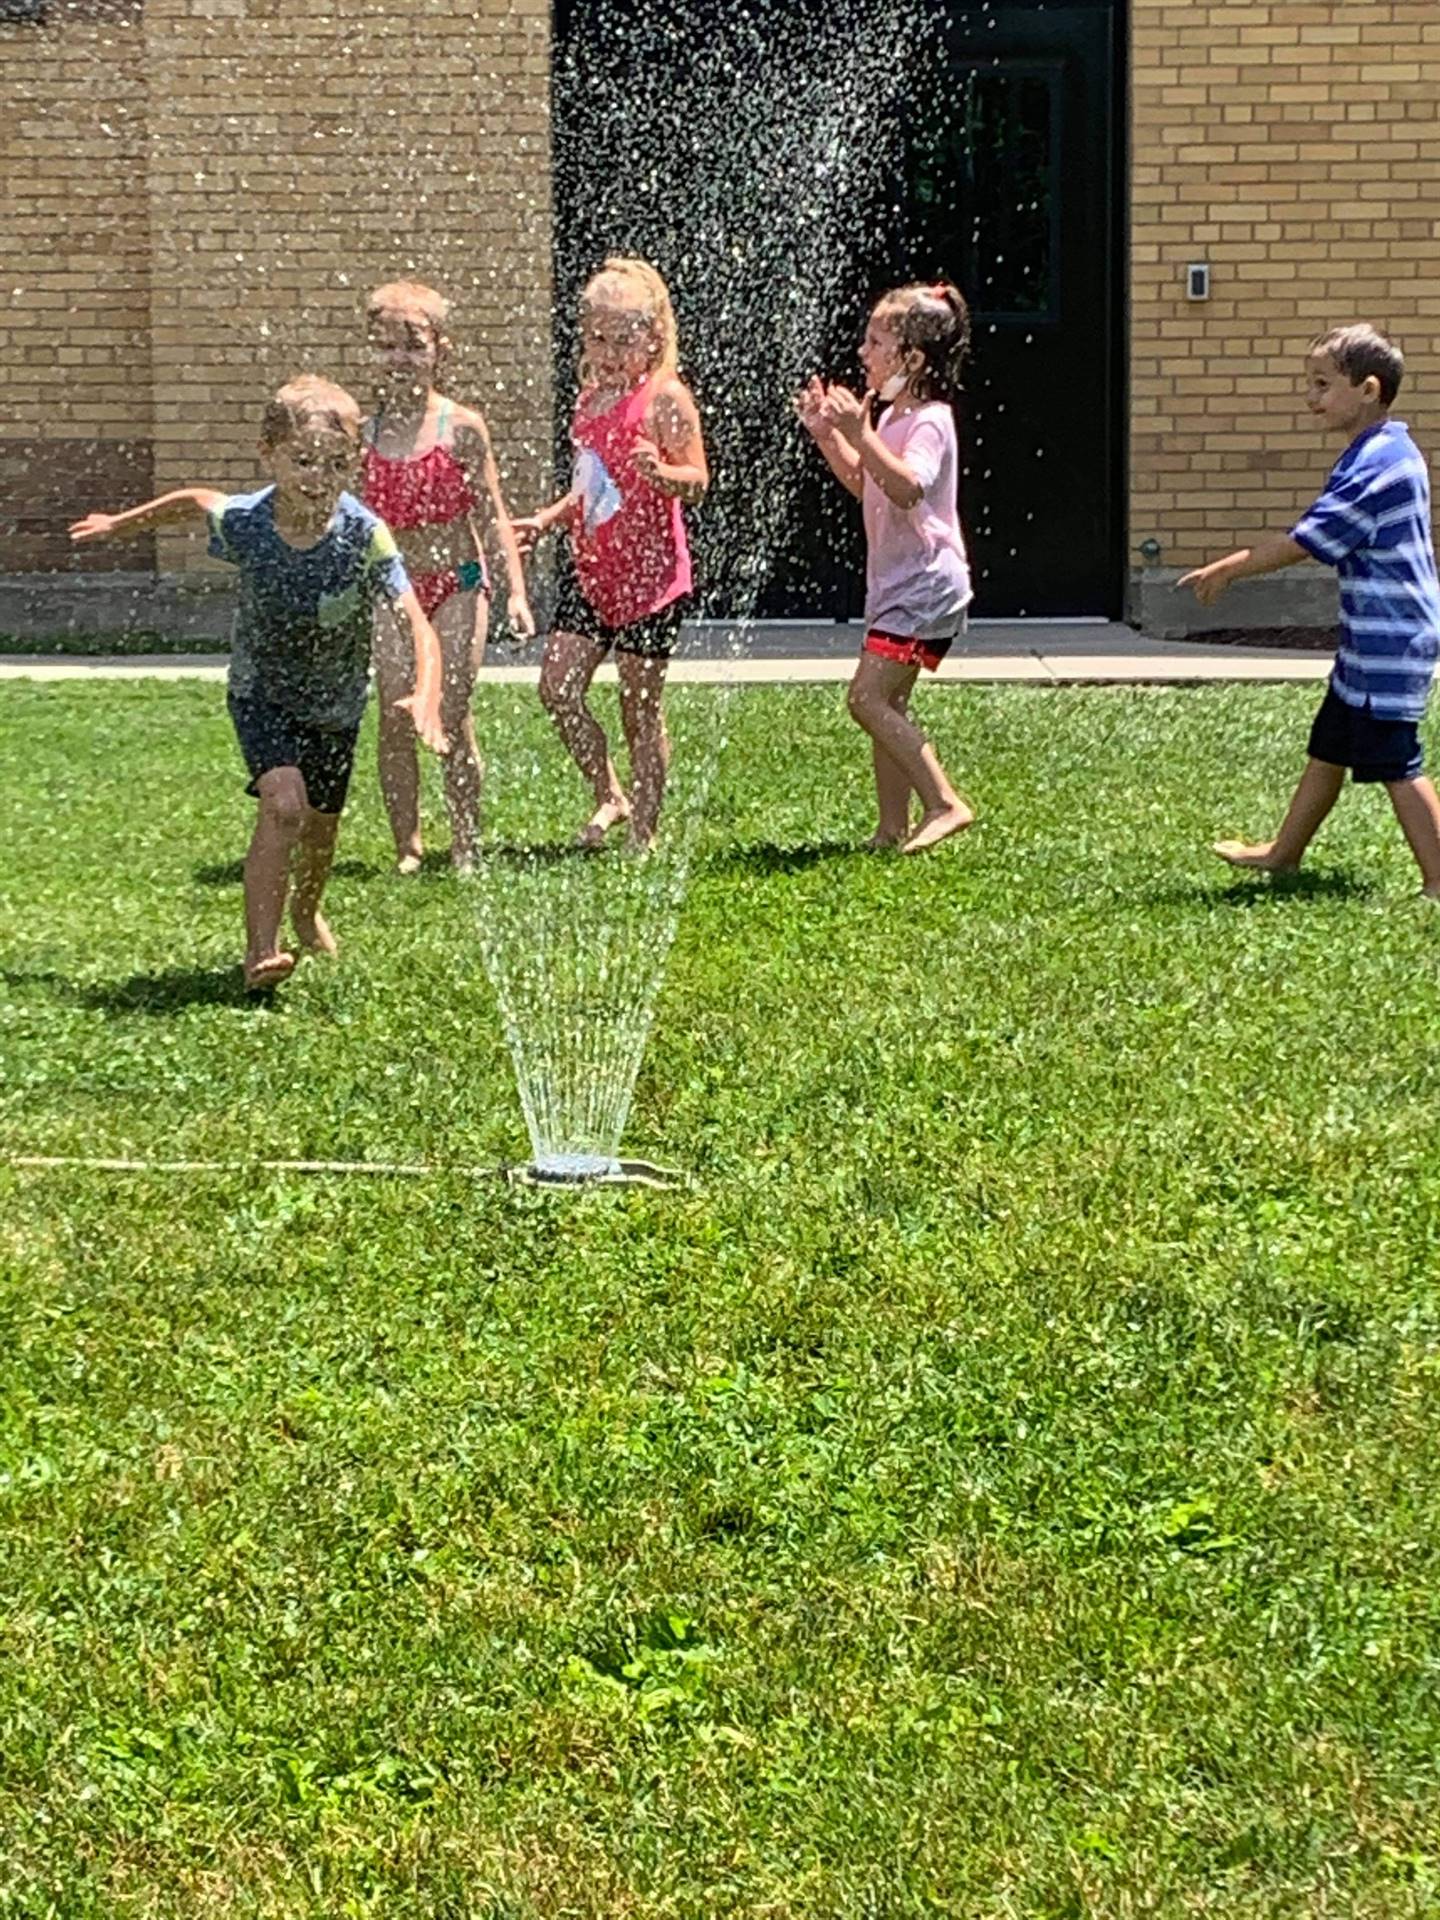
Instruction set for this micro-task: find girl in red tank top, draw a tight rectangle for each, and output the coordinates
[363,281,535,874]
[516,258,708,853]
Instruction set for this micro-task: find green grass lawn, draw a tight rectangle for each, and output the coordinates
[2,678,1439,1917]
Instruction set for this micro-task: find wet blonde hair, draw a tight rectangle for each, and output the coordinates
[259,375,362,449]
[366,280,451,350]
[580,256,679,383]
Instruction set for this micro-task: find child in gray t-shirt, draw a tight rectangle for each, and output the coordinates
[72,376,447,989]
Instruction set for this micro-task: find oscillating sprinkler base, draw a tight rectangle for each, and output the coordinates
[510,1155,680,1190]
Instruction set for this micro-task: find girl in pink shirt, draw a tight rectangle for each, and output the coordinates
[517,258,708,853]
[798,282,974,853]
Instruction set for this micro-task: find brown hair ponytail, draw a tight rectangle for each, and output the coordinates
[880,280,972,405]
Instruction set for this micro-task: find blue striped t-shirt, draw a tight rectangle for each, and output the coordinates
[1290,419,1440,722]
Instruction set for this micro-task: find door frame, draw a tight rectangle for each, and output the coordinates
[548,0,1130,621]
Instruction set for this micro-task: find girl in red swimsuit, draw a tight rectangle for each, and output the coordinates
[363,281,534,873]
[516,258,708,852]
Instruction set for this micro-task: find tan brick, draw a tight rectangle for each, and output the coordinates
[1,0,553,568]
[5,0,1439,585]
[1130,0,1440,566]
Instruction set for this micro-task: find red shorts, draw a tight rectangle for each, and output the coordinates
[863,629,953,674]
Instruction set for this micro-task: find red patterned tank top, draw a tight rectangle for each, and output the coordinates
[570,378,692,629]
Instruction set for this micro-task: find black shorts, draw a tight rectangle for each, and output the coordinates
[227,690,360,816]
[553,555,687,659]
[1307,684,1424,785]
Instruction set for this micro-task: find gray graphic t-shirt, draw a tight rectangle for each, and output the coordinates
[208,487,410,729]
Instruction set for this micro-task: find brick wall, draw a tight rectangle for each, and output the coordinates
[0,0,155,570]
[0,0,553,579]
[1130,0,1440,575]
[7,1,1440,612]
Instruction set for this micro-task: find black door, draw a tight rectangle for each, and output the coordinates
[551,0,1124,621]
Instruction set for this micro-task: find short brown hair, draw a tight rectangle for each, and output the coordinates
[1311,324,1404,406]
[259,375,362,449]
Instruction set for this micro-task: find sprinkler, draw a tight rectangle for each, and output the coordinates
[510,1156,680,1190]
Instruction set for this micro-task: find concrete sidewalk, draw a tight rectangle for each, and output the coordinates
[0,621,1332,686]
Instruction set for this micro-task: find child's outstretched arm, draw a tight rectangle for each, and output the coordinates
[390,589,449,755]
[70,487,226,543]
[454,410,536,639]
[633,380,708,504]
[1178,535,1307,606]
[795,377,862,498]
[513,492,579,556]
[823,387,924,508]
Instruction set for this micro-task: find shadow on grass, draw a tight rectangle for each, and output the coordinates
[703,839,860,875]
[195,845,603,881]
[2,964,276,1014]
[193,856,377,886]
[359,848,591,876]
[83,965,280,1013]
[1146,869,1375,908]
[484,842,600,868]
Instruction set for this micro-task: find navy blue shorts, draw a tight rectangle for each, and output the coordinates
[553,553,687,659]
[1307,685,1424,785]
[228,690,360,816]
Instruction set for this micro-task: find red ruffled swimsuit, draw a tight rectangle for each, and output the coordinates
[361,400,490,617]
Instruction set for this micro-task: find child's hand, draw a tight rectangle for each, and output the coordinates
[69,513,119,543]
[507,590,536,639]
[1178,559,1233,606]
[793,377,831,440]
[512,515,546,556]
[632,436,665,484]
[821,384,871,445]
[395,691,449,757]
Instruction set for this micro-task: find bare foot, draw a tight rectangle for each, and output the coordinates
[865,829,907,852]
[1420,882,1440,901]
[243,950,296,992]
[452,850,478,880]
[292,911,338,958]
[623,829,656,859]
[1211,839,1298,873]
[396,852,422,877]
[902,804,974,855]
[577,796,630,850]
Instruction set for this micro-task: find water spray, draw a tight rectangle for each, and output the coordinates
[474,0,919,1182]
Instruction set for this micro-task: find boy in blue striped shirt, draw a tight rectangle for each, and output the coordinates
[1181,325,1440,894]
